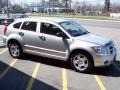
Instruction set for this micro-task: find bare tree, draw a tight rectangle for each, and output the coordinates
[80,1,88,15]
[111,3,120,13]
[12,4,28,13]
[0,0,6,9]
[104,0,110,12]
[62,0,71,13]
[41,0,45,6]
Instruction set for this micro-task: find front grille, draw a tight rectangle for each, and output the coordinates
[106,41,114,54]
[109,46,113,54]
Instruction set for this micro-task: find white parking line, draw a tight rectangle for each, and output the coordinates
[62,68,68,90]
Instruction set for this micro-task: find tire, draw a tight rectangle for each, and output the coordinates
[70,52,94,73]
[8,41,23,58]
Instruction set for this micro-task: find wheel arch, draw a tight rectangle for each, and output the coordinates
[68,49,94,66]
[7,39,23,50]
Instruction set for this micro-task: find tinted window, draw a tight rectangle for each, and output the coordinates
[40,22,62,36]
[21,21,37,32]
[13,22,22,29]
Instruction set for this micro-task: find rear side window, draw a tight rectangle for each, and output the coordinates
[13,22,22,29]
[21,21,37,32]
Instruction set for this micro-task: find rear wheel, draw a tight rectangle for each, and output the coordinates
[8,41,23,58]
[70,52,94,73]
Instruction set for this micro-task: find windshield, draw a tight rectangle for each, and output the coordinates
[59,21,89,37]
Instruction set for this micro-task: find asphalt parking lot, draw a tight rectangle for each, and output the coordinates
[0,19,120,90]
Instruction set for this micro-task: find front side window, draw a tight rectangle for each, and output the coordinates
[40,22,63,36]
[21,21,37,32]
[59,21,89,37]
[13,22,22,29]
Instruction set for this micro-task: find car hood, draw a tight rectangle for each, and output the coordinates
[76,33,110,45]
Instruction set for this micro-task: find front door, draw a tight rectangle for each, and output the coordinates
[38,22,69,59]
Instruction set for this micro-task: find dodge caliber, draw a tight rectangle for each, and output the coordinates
[3,17,117,72]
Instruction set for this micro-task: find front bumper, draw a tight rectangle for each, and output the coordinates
[94,48,117,67]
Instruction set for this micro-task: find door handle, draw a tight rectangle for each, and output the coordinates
[39,36,46,41]
[19,32,24,36]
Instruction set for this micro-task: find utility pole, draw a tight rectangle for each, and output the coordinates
[7,0,9,18]
[49,0,50,14]
[70,1,71,14]
[75,0,77,14]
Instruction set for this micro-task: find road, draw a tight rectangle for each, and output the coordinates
[74,19,120,29]
[0,19,120,90]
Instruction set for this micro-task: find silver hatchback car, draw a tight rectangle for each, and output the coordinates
[3,17,117,72]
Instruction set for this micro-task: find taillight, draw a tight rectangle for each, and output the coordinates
[4,26,7,35]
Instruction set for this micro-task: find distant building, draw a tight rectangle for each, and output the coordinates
[110,13,120,18]
[28,5,68,13]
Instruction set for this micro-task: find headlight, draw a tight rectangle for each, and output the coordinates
[92,46,108,55]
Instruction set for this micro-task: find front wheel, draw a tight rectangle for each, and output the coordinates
[70,52,94,73]
[8,41,23,58]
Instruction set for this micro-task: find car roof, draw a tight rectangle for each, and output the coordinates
[15,17,70,23]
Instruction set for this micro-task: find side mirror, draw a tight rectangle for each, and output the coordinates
[56,32,68,39]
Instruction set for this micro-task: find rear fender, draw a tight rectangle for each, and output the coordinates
[7,34,24,49]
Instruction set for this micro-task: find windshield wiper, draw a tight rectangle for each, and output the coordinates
[82,31,89,35]
[74,31,89,37]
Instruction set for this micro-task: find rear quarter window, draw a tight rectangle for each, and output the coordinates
[21,21,37,32]
[13,22,22,29]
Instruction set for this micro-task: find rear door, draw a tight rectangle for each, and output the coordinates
[18,21,39,51]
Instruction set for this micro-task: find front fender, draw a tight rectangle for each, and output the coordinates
[66,41,97,60]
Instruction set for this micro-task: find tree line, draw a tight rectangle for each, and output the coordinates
[0,0,120,15]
